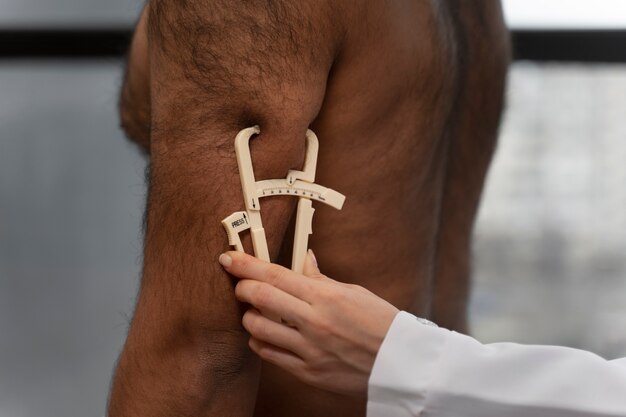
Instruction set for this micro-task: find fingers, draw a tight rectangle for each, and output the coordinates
[249,337,306,378]
[303,249,322,278]
[243,309,309,357]
[236,279,311,326]
[220,251,316,301]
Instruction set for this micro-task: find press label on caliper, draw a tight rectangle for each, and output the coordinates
[221,126,345,274]
[221,211,251,252]
[232,217,247,228]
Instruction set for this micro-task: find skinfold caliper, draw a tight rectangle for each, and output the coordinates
[222,126,345,274]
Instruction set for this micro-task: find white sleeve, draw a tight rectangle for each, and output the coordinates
[367,311,626,417]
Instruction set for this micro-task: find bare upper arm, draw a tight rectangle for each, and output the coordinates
[109,2,345,415]
[148,0,344,135]
[141,0,346,293]
[138,0,347,358]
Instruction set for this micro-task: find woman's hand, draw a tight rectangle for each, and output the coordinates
[218,250,399,397]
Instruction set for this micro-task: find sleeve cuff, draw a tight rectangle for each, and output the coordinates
[367,311,450,417]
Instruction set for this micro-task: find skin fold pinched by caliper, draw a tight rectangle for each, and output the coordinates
[222,126,345,274]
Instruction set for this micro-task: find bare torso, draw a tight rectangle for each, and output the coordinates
[263,1,510,416]
[113,1,509,416]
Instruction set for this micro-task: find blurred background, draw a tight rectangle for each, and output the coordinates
[0,1,625,416]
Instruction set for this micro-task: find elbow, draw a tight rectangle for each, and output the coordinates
[153,315,260,387]
[195,327,259,384]
[108,325,258,415]
[202,333,260,386]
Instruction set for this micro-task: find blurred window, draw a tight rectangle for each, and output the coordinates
[503,0,626,29]
[0,0,143,28]
[471,62,626,358]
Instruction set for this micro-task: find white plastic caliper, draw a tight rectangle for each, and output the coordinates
[221,126,345,273]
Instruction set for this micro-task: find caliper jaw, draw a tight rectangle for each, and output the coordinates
[286,130,319,185]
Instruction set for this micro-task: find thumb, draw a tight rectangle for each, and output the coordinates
[303,249,322,277]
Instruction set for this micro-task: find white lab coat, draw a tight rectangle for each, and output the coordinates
[367,311,626,417]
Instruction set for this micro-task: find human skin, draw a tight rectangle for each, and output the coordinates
[220,249,399,397]
[109,1,343,416]
[110,1,510,416]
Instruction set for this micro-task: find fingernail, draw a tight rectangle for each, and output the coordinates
[308,249,318,267]
[219,253,232,267]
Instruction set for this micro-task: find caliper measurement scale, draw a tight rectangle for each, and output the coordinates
[222,126,345,274]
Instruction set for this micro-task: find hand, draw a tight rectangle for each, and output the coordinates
[218,250,399,397]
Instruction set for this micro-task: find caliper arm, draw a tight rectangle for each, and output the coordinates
[233,126,271,262]
[291,198,315,273]
[222,126,345,274]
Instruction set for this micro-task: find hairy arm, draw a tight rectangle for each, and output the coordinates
[108,1,344,416]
